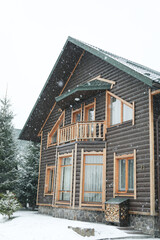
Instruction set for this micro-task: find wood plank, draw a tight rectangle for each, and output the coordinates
[149,89,155,216]
[72,143,77,208]
[134,149,137,199]
[79,149,84,208]
[36,131,43,205]
[38,51,85,136]
[151,89,160,96]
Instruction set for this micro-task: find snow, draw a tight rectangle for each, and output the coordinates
[0,211,155,240]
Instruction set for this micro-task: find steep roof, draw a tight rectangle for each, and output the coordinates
[19,36,160,142]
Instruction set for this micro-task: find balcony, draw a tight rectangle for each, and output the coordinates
[58,121,106,145]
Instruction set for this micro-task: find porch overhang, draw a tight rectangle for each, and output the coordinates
[55,79,111,109]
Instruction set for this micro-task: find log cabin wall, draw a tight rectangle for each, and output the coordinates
[37,51,151,215]
[153,95,160,213]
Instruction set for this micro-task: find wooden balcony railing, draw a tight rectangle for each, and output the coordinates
[58,121,106,145]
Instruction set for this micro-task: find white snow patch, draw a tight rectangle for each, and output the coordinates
[0,211,155,240]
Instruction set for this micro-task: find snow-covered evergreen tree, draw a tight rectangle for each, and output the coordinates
[0,96,17,193]
[17,142,40,209]
[0,191,21,219]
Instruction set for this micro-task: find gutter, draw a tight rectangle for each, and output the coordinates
[156,115,160,218]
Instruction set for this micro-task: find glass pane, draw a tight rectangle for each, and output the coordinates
[88,108,94,121]
[84,193,102,202]
[119,159,126,191]
[128,159,134,190]
[59,192,70,201]
[48,169,53,193]
[110,96,121,125]
[123,104,133,122]
[84,165,102,193]
[85,155,103,164]
[76,113,81,122]
[61,157,72,166]
[51,131,57,143]
[60,165,71,192]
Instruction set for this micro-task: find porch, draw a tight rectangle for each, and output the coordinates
[57,120,106,145]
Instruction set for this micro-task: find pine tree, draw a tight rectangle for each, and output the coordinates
[17,142,40,209]
[0,96,17,193]
[0,191,21,219]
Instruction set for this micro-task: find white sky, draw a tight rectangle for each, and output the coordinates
[0,0,160,129]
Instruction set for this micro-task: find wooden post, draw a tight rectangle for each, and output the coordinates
[36,132,43,205]
[134,149,137,199]
[79,149,84,208]
[149,89,155,216]
[72,143,77,208]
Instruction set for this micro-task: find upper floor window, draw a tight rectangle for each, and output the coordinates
[48,111,65,146]
[84,99,96,121]
[72,106,82,123]
[106,91,134,127]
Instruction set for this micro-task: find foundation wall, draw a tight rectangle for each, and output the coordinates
[38,206,160,237]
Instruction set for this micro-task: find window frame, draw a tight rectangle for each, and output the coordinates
[106,91,135,128]
[113,150,136,199]
[55,152,73,205]
[71,105,82,123]
[48,111,65,146]
[44,165,55,195]
[80,149,106,209]
[84,98,96,122]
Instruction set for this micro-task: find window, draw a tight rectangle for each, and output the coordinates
[80,151,106,207]
[84,101,95,122]
[72,107,82,123]
[56,154,73,203]
[106,91,134,127]
[45,166,55,194]
[114,151,136,198]
[48,111,65,146]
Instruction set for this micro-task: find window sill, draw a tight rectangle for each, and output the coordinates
[56,201,70,205]
[44,193,54,196]
[114,193,134,197]
[81,202,102,207]
[48,143,57,147]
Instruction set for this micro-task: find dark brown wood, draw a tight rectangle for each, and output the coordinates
[36,50,156,217]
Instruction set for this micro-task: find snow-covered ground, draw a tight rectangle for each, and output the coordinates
[0,211,156,240]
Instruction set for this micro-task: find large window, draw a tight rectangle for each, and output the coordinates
[114,151,136,198]
[44,166,55,195]
[106,91,134,127]
[56,154,73,203]
[80,151,106,207]
[48,111,65,146]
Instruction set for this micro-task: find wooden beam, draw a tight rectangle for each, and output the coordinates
[134,149,137,199]
[72,143,77,208]
[79,149,84,208]
[38,51,85,136]
[36,131,43,205]
[151,89,160,96]
[149,89,155,216]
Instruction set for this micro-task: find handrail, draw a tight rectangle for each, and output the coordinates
[58,120,106,144]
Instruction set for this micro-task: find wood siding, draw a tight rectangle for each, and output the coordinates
[37,51,152,215]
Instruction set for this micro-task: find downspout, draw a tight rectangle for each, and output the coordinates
[156,116,160,218]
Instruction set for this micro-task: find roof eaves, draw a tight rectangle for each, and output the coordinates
[68,37,153,87]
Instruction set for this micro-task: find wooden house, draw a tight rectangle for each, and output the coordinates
[19,37,160,236]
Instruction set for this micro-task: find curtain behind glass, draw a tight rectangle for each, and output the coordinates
[119,159,126,191]
[84,155,103,202]
[123,104,133,122]
[60,157,71,201]
[110,97,121,125]
[128,159,134,190]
